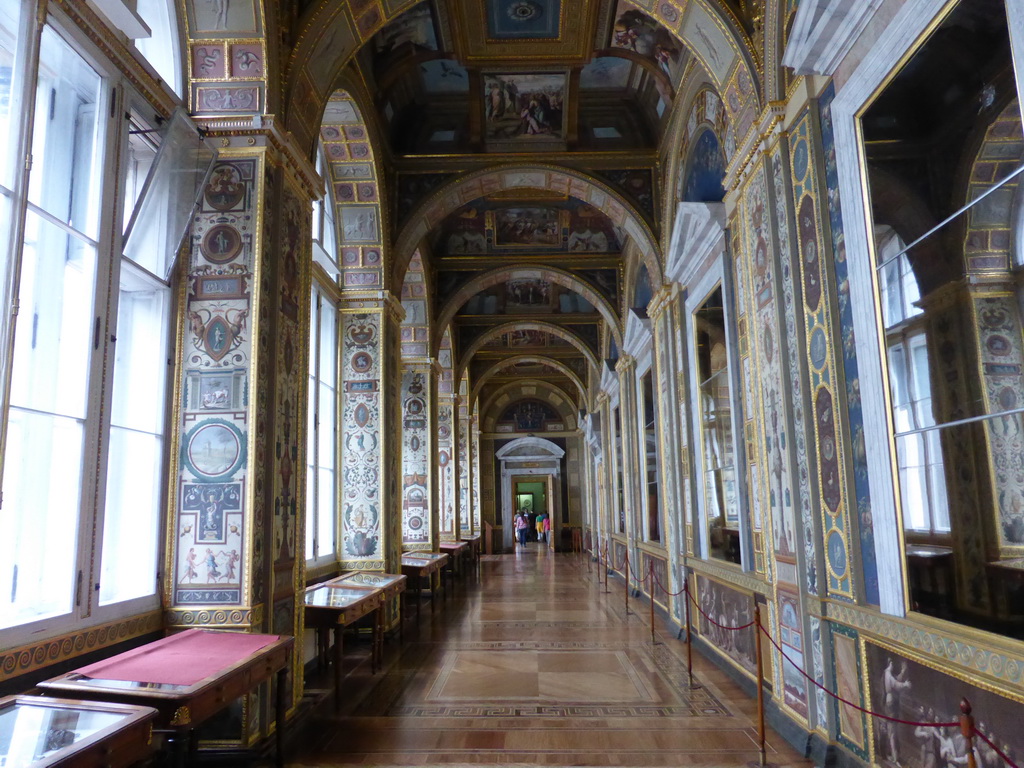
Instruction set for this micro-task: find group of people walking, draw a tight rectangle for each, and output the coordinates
[514,508,549,547]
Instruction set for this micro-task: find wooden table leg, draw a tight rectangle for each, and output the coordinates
[333,625,344,712]
[275,667,287,768]
[430,572,436,613]
[398,593,404,643]
[172,728,189,768]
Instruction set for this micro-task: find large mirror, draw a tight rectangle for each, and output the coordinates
[861,0,1024,637]
[694,286,741,564]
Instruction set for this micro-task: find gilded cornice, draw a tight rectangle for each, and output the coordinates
[647,285,674,321]
[824,600,1024,695]
[0,610,163,684]
[725,100,787,192]
[686,557,771,597]
[198,115,323,201]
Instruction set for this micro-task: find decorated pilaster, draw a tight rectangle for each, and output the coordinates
[437,334,457,542]
[165,125,320,741]
[400,365,432,551]
[338,294,403,573]
[457,376,472,537]
[471,409,482,534]
[648,285,687,619]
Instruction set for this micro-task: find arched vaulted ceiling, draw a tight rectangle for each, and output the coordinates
[471,356,588,407]
[434,265,623,354]
[457,321,600,382]
[178,0,754,403]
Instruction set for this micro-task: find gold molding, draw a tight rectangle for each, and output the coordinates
[0,610,162,683]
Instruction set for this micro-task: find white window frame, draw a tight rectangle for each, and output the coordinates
[306,282,339,570]
[0,6,181,646]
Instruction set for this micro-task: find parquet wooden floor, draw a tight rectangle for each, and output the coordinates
[289,546,814,767]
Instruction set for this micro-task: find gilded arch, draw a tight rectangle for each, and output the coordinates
[396,164,662,293]
[481,380,580,432]
[456,321,600,382]
[435,265,623,355]
[282,0,760,151]
[470,356,588,409]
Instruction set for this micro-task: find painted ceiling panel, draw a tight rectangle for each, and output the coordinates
[486,0,562,39]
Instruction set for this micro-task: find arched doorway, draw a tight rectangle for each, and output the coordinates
[495,438,566,551]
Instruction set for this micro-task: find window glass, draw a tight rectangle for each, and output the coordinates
[29,26,104,240]
[134,0,180,96]
[306,287,337,564]
[0,0,25,191]
[0,209,97,628]
[99,263,169,605]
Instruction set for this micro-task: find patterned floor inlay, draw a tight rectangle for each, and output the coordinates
[290,548,813,767]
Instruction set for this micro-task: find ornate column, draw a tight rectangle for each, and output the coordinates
[471,410,482,534]
[338,293,403,574]
[457,377,472,538]
[400,364,432,551]
[648,284,687,618]
[165,124,319,740]
[436,338,457,542]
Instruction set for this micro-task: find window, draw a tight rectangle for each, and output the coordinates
[0,11,179,639]
[694,286,740,564]
[133,0,181,96]
[876,228,949,536]
[306,286,338,567]
[640,370,660,542]
[312,144,339,282]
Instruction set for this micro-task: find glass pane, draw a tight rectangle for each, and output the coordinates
[318,381,334,466]
[11,209,96,420]
[134,0,180,95]
[0,0,25,191]
[123,109,216,279]
[29,26,104,239]
[0,408,82,628]
[317,467,334,559]
[121,117,159,232]
[305,291,317,562]
[99,428,162,604]
[107,266,169,433]
[99,265,169,605]
[0,702,124,764]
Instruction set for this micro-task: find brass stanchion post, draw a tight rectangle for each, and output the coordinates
[649,560,656,645]
[684,579,694,687]
[603,543,609,592]
[960,698,978,768]
[624,552,630,615]
[754,603,766,767]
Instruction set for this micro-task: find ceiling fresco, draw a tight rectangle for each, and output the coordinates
[455,280,598,317]
[293,0,761,414]
[486,0,563,39]
[434,196,623,257]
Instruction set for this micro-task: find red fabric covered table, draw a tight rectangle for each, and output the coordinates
[39,630,293,768]
[75,629,280,686]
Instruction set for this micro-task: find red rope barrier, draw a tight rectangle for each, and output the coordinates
[650,567,688,597]
[755,622,958,729]
[973,727,1021,768]
[684,585,756,630]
